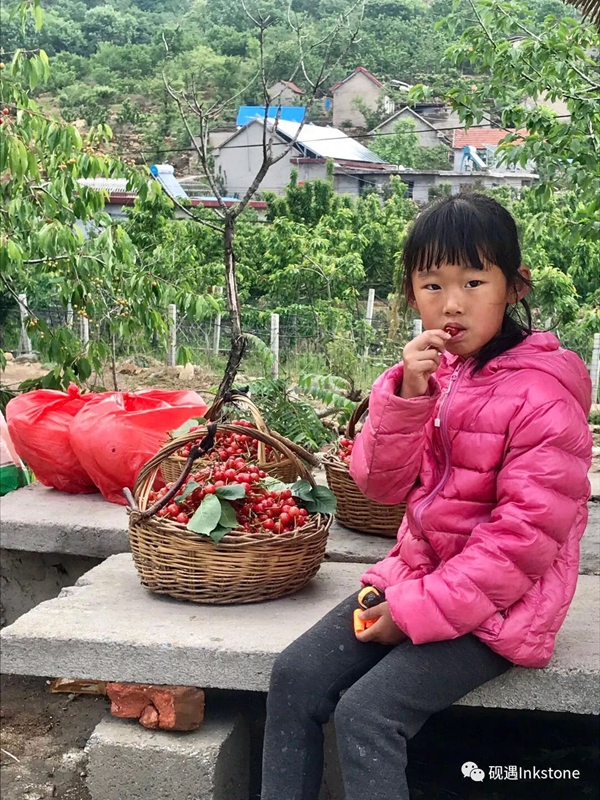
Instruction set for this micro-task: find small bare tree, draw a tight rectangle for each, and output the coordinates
[162,1,365,399]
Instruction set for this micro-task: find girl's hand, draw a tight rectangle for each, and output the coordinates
[355,601,409,646]
[400,329,452,398]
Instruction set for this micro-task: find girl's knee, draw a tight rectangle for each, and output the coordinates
[269,641,314,695]
[334,686,369,735]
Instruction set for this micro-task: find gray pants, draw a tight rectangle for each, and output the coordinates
[261,592,513,800]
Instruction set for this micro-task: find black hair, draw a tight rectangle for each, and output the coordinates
[401,193,532,371]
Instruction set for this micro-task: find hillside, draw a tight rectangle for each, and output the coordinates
[0,0,576,170]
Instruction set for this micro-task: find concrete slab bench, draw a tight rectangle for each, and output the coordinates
[0,482,392,624]
[1,554,598,715]
[0,483,394,563]
[2,482,599,568]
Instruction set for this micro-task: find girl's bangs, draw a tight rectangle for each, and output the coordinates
[403,195,511,277]
[407,219,498,274]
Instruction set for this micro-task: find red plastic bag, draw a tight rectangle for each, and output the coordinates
[6,384,98,493]
[69,389,208,505]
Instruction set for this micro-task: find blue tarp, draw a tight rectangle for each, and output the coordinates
[236,106,306,127]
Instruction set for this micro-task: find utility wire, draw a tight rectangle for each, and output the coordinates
[112,116,571,158]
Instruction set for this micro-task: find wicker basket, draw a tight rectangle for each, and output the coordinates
[161,393,316,484]
[129,423,332,604]
[323,396,406,538]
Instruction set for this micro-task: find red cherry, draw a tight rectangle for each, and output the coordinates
[204,485,216,494]
[176,512,189,524]
[280,512,291,525]
[263,518,275,530]
[167,503,179,516]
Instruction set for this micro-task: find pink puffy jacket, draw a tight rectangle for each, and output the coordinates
[350,332,592,668]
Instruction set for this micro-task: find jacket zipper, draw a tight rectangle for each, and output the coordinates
[412,360,470,533]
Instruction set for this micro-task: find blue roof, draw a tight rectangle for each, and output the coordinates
[236,106,306,127]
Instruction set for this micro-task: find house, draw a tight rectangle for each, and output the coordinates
[452,128,529,172]
[372,102,463,144]
[297,163,537,203]
[212,118,384,197]
[330,66,393,129]
[267,80,305,105]
[395,169,537,203]
[370,106,452,148]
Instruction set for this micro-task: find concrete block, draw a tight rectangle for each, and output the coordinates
[0,483,129,557]
[1,554,598,714]
[326,520,392,564]
[86,711,249,800]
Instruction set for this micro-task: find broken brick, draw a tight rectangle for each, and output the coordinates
[106,683,205,731]
[139,704,159,729]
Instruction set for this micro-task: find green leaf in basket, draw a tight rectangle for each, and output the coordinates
[210,524,235,544]
[218,499,238,529]
[260,476,288,492]
[290,481,337,515]
[171,417,207,439]
[176,480,201,504]
[215,484,246,501]
[290,479,313,501]
[187,494,222,535]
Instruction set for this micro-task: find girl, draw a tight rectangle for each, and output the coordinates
[261,193,592,800]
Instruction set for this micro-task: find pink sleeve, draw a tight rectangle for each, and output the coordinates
[348,363,440,505]
[385,398,592,644]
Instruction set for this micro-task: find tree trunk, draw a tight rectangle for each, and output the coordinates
[215,215,246,399]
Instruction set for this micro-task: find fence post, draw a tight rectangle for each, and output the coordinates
[213,287,223,357]
[17,293,32,356]
[591,332,600,405]
[66,302,74,328]
[270,313,280,380]
[412,318,423,338]
[167,304,177,367]
[80,315,89,354]
[363,288,375,358]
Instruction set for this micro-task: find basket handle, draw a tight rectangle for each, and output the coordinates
[134,422,316,502]
[205,392,320,468]
[347,395,370,439]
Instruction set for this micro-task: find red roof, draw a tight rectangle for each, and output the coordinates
[452,128,525,149]
[279,80,305,95]
[331,66,383,92]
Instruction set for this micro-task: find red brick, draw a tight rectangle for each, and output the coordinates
[106,683,152,718]
[106,683,205,731]
[149,686,205,731]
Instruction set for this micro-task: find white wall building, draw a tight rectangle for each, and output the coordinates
[213,119,384,197]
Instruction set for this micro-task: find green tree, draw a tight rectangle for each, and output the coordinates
[370,119,451,169]
[420,0,600,239]
[0,29,210,388]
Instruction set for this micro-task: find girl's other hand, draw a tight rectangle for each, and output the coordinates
[355,601,409,645]
[400,329,451,399]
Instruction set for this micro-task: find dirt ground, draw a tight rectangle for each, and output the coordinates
[0,358,216,397]
[0,675,108,800]
[1,675,598,800]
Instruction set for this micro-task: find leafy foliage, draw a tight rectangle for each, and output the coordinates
[0,29,213,387]
[370,120,452,169]
[249,378,335,452]
[420,0,600,240]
